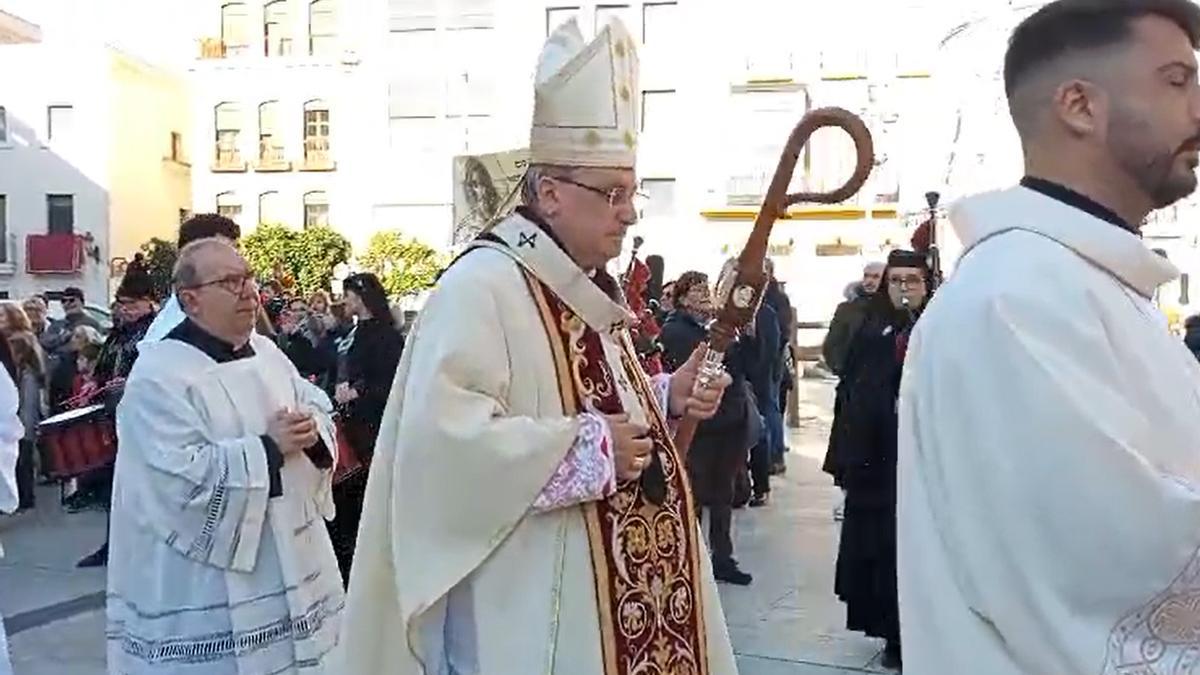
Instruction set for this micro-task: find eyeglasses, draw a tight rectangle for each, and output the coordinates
[187,272,258,295]
[887,274,927,288]
[550,176,648,209]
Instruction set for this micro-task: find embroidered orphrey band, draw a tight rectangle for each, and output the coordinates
[523,271,710,675]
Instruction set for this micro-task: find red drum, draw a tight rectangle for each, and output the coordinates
[38,404,117,480]
[332,416,366,485]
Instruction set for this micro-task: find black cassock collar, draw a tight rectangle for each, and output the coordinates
[166,318,255,363]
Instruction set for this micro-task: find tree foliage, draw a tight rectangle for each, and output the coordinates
[241,223,352,294]
[360,231,444,298]
[137,237,178,301]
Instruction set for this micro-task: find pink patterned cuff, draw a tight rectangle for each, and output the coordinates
[651,373,673,418]
[532,413,617,512]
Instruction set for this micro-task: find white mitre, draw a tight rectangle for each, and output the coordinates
[530,17,640,169]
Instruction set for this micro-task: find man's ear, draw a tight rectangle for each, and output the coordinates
[1054,79,1104,137]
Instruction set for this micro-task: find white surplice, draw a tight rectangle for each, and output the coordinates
[107,332,345,674]
[340,213,737,675]
[897,185,1200,674]
[0,367,23,675]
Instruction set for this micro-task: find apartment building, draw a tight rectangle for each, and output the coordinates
[188,0,378,249]
[0,21,190,303]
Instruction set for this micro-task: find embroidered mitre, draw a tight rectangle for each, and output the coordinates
[530,17,640,169]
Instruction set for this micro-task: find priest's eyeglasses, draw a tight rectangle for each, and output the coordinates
[187,272,258,295]
[551,177,648,209]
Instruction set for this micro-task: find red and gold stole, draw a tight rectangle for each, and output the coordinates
[524,270,711,675]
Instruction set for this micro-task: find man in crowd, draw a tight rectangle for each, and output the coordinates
[107,239,343,674]
[76,257,160,568]
[898,0,1200,672]
[341,17,738,674]
[822,261,884,376]
[41,287,101,356]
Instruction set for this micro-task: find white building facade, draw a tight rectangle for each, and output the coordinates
[0,20,191,304]
[188,0,383,254]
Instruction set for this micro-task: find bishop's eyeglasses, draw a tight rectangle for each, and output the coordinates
[550,176,648,210]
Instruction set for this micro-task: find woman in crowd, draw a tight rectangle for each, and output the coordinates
[659,270,760,586]
[830,249,931,671]
[328,273,404,585]
[8,329,45,512]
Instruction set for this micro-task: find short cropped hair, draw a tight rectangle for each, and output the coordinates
[178,213,241,249]
[521,164,576,207]
[1004,0,1200,99]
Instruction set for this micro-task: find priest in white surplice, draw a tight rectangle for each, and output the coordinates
[0,347,24,675]
[342,17,739,675]
[107,240,344,674]
[898,2,1200,673]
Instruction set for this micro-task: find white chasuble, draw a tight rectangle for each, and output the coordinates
[0,367,22,675]
[107,333,344,674]
[341,213,737,675]
[898,185,1200,675]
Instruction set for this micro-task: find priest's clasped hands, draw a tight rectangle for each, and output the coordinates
[607,344,733,482]
[268,408,320,455]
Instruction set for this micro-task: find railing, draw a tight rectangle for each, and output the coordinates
[199,38,226,59]
[26,234,84,275]
[212,148,246,172]
[302,137,335,171]
[255,143,291,171]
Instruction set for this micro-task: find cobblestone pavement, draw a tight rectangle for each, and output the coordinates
[0,379,889,674]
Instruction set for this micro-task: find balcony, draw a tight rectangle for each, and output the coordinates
[254,144,292,172]
[26,234,84,275]
[300,137,336,172]
[199,37,226,59]
[211,148,247,173]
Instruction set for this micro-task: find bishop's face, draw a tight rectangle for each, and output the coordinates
[539,167,639,271]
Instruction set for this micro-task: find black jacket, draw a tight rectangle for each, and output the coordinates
[340,318,404,458]
[659,310,760,442]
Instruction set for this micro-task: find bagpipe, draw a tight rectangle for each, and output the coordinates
[621,236,665,375]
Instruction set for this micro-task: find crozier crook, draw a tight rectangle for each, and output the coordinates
[673,107,875,456]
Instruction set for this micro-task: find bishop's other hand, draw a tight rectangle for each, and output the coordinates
[604,413,653,482]
[668,343,731,420]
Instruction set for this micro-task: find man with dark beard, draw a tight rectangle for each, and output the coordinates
[898,1,1200,672]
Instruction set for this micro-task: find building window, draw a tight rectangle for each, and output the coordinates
[221,3,251,56]
[216,192,242,222]
[0,107,7,144]
[47,105,74,143]
[546,6,579,35]
[1182,273,1191,306]
[594,5,633,34]
[303,100,330,161]
[47,194,74,235]
[640,178,676,217]
[445,27,496,117]
[389,0,436,31]
[214,102,242,165]
[0,195,7,263]
[388,115,439,154]
[309,0,337,56]
[264,0,292,56]
[447,0,494,29]
[170,131,184,162]
[640,90,675,135]
[258,101,282,164]
[642,2,677,46]
[386,31,440,117]
[304,191,329,227]
[259,191,283,226]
